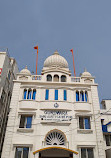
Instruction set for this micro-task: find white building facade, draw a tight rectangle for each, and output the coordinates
[0,50,19,157]
[101,100,111,158]
[2,51,106,158]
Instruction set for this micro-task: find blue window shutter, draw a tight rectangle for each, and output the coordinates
[102,125,108,132]
[27,90,32,99]
[76,92,79,101]
[82,93,84,101]
[80,92,84,101]
[24,90,27,99]
[45,89,49,100]
[64,90,67,101]
[55,90,58,100]
[85,92,87,102]
[23,148,29,158]
[32,90,36,100]
[85,118,90,129]
[26,116,32,128]
[15,148,22,158]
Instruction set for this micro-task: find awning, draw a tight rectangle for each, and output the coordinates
[33,146,78,155]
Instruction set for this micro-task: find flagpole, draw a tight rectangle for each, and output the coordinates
[70,49,76,77]
[36,48,38,75]
[34,46,38,75]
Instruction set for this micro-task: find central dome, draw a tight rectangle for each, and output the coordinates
[44,50,68,68]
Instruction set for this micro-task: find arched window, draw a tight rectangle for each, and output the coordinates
[32,89,36,100]
[27,89,32,99]
[47,74,52,81]
[24,89,27,99]
[85,91,88,102]
[53,75,59,82]
[76,91,79,101]
[45,130,66,146]
[61,75,66,82]
[80,91,84,101]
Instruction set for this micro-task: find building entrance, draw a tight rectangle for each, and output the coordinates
[33,147,78,158]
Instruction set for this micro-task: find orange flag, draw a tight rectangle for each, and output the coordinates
[34,46,38,50]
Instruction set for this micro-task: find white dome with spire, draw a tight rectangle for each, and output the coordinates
[81,68,92,77]
[44,50,68,68]
[20,66,31,75]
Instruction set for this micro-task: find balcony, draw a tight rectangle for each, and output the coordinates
[74,102,91,112]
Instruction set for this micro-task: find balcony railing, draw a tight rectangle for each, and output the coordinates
[71,77,80,82]
[32,75,42,80]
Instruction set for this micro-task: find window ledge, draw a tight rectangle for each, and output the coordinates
[19,99,36,102]
[74,101,90,104]
[77,129,93,134]
[17,128,34,133]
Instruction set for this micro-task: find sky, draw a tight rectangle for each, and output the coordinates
[0,0,111,102]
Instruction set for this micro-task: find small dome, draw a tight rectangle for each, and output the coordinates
[44,50,68,68]
[20,66,31,75]
[81,68,92,77]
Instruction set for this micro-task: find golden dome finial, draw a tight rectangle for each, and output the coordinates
[54,50,59,55]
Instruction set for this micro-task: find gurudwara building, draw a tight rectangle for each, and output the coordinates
[2,51,107,158]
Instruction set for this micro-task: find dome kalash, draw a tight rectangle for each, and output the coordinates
[41,50,71,75]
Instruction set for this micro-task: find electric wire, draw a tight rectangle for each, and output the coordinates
[4,108,111,138]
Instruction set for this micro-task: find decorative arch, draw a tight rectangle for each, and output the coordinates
[47,74,52,81]
[53,75,59,82]
[45,129,67,146]
[61,75,66,82]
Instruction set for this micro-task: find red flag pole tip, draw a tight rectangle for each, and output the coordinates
[34,46,38,49]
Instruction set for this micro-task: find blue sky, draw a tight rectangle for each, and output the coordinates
[0,0,111,102]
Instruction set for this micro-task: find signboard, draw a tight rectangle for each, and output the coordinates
[40,110,72,122]
[0,68,2,74]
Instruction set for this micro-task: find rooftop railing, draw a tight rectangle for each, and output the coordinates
[71,77,80,82]
[32,75,42,80]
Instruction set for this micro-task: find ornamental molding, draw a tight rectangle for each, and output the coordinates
[77,129,93,134]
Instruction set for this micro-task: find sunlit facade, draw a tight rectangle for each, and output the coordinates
[2,51,106,158]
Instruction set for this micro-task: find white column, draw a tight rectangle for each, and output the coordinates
[78,90,80,101]
[73,153,78,158]
[83,90,85,102]
[34,152,39,158]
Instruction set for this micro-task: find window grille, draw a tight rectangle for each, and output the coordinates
[46,131,66,146]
